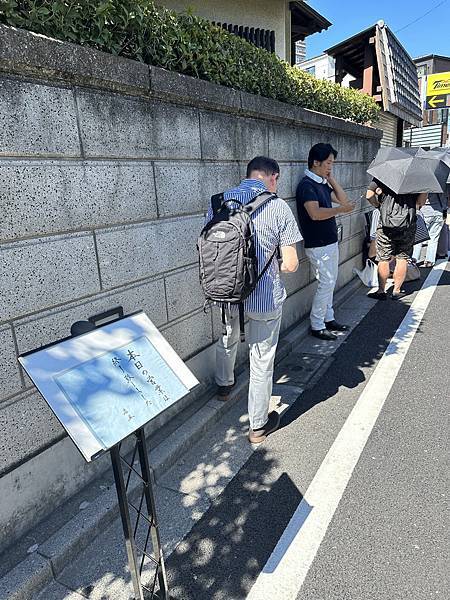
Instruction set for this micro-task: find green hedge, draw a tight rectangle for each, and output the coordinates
[0,0,380,123]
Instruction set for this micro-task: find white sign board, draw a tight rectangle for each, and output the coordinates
[19,312,199,462]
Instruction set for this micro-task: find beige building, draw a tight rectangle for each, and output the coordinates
[157,0,330,64]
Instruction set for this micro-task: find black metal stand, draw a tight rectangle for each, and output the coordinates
[70,307,169,599]
[110,427,169,600]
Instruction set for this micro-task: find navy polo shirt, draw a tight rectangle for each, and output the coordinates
[296,174,338,248]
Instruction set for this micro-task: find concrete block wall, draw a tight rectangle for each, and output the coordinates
[0,25,382,550]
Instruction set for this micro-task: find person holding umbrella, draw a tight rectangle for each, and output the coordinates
[365,147,441,300]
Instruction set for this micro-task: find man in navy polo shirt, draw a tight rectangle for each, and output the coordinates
[296,143,354,341]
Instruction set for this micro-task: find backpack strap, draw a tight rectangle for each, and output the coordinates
[248,191,280,283]
[211,193,224,216]
[245,191,278,215]
[238,303,245,342]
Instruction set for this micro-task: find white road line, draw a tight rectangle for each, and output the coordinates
[247,261,447,600]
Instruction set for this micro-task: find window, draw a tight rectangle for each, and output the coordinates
[416,65,427,78]
[305,66,316,76]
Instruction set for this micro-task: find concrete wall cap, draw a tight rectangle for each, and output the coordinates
[0,24,382,137]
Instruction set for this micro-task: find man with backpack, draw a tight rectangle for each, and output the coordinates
[366,179,427,300]
[198,156,302,444]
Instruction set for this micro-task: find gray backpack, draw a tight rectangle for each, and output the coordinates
[197,191,278,340]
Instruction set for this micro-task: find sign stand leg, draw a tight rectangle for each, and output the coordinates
[135,428,169,599]
[111,445,145,600]
[110,429,170,600]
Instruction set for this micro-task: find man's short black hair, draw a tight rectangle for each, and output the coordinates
[246,156,280,178]
[308,143,338,169]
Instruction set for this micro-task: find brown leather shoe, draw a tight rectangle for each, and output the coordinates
[248,411,280,444]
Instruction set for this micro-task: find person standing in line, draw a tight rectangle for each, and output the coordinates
[366,180,427,300]
[205,156,303,444]
[296,143,354,341]
[412,191,449,267]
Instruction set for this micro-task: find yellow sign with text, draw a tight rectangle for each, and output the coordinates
[426,72,450,110]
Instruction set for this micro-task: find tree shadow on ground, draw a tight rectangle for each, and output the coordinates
[165,447,302,600]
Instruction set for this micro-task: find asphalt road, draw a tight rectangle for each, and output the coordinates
[165,264,449,600]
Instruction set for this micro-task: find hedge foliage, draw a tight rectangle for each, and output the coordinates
[0,0,380,124]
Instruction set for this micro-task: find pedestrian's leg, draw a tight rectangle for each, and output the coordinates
[247,310,282,432]
[412,242,422,262]
[377,260,390,293]
[215,308,240,387]
[306,247,335,331]
[324,243,339,324]
[392,258,407,293]
[425,214,444,264]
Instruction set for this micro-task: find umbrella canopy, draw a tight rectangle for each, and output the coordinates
[367,147,443,195]
[431,147,450,185]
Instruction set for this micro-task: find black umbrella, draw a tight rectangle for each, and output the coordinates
[367,147,443,194]
[431,147,450,185]
[413,147,450,190]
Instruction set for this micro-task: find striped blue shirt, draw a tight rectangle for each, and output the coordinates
[206,179,303,313]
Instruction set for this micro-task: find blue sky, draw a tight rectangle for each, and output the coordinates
[306,0,450,60]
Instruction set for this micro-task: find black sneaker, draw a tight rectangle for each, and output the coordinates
[217,382,235,400]
[248,411,280,444]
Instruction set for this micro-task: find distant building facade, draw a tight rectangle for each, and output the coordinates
[325,20,422,147]
[404,54,450,148]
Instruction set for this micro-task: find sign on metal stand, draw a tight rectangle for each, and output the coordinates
[19,307,199,599]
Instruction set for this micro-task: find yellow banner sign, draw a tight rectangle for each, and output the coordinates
[426,71,450,110]
[426,72,450,96]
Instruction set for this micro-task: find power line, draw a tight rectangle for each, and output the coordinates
[395,0,449,34]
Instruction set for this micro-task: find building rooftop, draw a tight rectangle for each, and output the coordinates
[325,20,422,125]
[290,1,332,42]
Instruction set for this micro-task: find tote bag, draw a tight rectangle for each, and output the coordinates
[353,259,378,288]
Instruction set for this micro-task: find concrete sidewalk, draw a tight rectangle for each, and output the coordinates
[0,278,375,600]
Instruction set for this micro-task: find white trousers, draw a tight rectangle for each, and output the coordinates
[412,210,444,265]
[305,242,339,331]
[215,308,282,430]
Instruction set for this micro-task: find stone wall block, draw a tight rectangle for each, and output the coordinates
[200,111,239,160]
[77,91,201,158]
[353,162,371,189]
[333,162,354,190]
[0,233,100,322]
[236,116,269,160]
[268,124,312,161]
[350,211,369,237]
[0,160,157,241]
[154,161,240,217]
[13,277,167,357]
[339,234,365,264]
[162,310,213,360]
[291,162,306,195]
[0,326,22,402]
[283,259,311,296]
[165,266,204,321]
[0,391,65,476]
[95,216,203,288]
[0,79,80,157]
